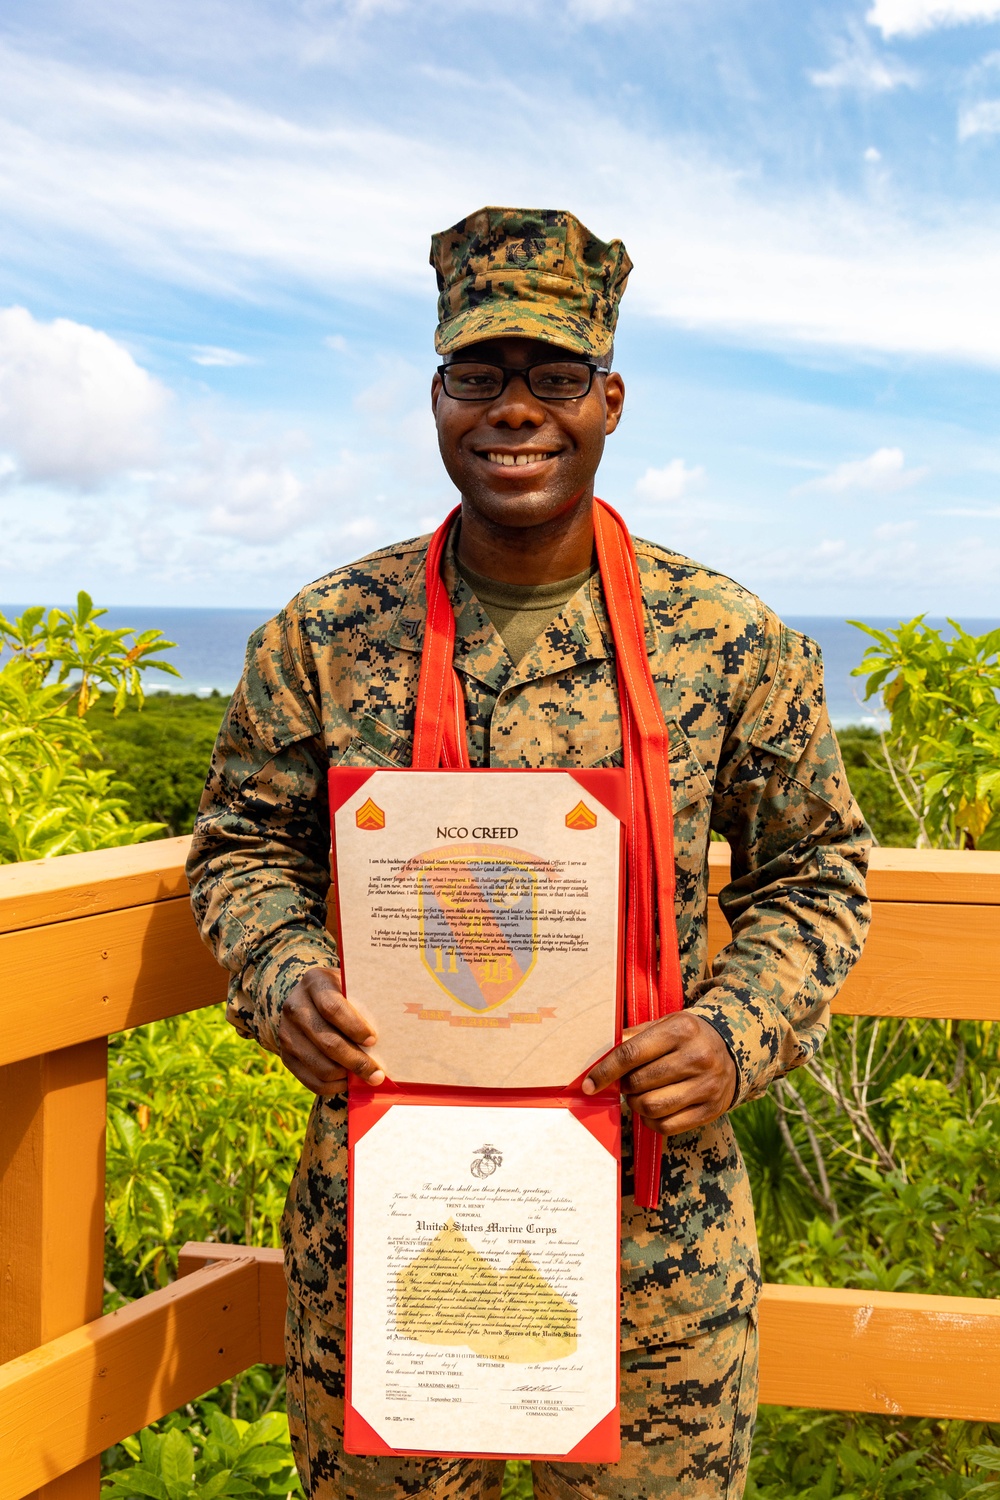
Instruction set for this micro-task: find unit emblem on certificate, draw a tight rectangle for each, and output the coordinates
[415,850,542,1012]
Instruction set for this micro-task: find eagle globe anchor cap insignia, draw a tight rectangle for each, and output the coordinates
[471,1144,502,1178]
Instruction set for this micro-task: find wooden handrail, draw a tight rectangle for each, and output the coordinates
[0,1259,263,1500]
[4,1239,1000,1500]
[2,840,998,1071]
[1,837,1000,1500]
[0,836,192,934]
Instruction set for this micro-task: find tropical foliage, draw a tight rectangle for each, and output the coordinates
[851,617,1000,849]
[0,595,178,861]
[102,1412,300,1500]
[102,1008,312,1495]
[104,1010,311,1300]
[86,691,227,836]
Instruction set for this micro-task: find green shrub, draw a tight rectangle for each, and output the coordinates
[836,727,921,847]
[105,1008,312,1298]
[86,692,227,836]
[851,618,1000,849]
[0,595,177,860]
[102,1410,302,1500]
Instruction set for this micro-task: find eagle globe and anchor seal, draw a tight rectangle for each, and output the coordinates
[471,1143,503,1178]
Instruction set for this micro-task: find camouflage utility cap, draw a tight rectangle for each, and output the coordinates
[430,206,632,359]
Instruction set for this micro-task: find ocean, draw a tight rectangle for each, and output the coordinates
[5,605,998,728]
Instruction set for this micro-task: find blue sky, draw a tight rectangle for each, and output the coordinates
[1,0,1000,615]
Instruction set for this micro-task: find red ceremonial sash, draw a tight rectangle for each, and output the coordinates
[411,498,684,1209]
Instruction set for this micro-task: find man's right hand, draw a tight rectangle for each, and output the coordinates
[276,967,385,1096]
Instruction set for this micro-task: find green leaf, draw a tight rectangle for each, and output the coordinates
[232,1447,287,1476]
[236,1414,287,1453]
[193,1470,235,1500]
[139,1430,163,1474]
[159,1428,195,1494]
[102,1468,170,1500]
[205,1408,242,1457]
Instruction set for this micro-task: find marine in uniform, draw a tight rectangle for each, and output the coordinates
[188,207,872,1500]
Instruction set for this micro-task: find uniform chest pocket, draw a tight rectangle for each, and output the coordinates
[336,714,412,768]
[666,718,712,813]
[590,720,711,813]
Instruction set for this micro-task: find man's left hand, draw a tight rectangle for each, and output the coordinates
[582,1012,737,1136]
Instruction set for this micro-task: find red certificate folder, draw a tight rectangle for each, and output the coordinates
[330,768,626,1463]
[345,1084,621,1463]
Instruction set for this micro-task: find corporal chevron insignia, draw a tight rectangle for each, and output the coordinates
[355,797,385,831]
[565,800,598,831]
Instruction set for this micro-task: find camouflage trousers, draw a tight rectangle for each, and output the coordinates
[285,1296,758,1500]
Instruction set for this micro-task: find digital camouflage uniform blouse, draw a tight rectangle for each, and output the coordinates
[187,527,872,1352]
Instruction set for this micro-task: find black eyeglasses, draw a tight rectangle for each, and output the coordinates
[437,359,608,402]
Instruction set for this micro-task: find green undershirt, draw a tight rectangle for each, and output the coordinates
[457,557,596,666]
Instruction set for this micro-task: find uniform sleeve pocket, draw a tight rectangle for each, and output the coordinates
[241,612,322,755]
[747,626,824,765]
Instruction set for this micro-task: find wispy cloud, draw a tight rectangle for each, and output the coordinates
[566,0,635,18]
[959,98,1000,137]
[5,44,1000,369]
[190,346,256,367]
[635,459,706,503]
[874,519,919,537]
[802,447,928,493]
[809,29,917,91]
[867,0,1000,37]
[934,504,1000,515]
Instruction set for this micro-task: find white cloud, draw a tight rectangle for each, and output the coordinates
[5,44,1000,375]
[190,346,255,367]
[152,429,388,542]
[959,98,1000,138]
[324,335,350,353]
[874,519,919,537]
[867,0,1000,36]
[160,437,308,538]
[635,458,706,503]
[809,31,917,92]
[0,305,165,486]
[805,447,928,493]
[864,146,883,161]
[935,504,1000,515]
[567,0,634,18]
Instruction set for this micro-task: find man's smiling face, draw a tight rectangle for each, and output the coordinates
[431,336,625,534]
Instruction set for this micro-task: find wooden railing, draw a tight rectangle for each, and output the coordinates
[1,839,999,1500]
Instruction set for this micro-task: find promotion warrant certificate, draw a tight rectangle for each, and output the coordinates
[329,768,625,1088]
[346,1092,621,1461]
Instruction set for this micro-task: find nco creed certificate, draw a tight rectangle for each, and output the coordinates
[346,1093,620,1461]
[329,769,625,1088]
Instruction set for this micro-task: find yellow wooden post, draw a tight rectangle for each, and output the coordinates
[1,1040,108,1500]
